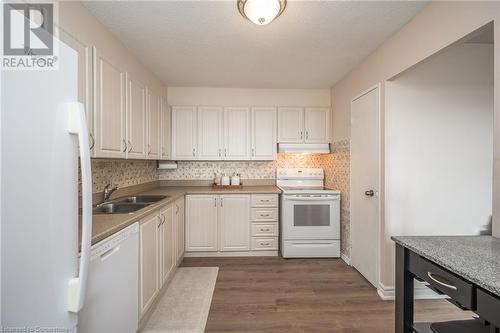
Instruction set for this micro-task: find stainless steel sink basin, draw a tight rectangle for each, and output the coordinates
[116,195,168,204]
[93,202,149,215]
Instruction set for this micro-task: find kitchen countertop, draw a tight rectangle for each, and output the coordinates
[392,235,500,296]
[88,185,281,246]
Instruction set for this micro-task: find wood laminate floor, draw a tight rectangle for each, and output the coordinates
[182,257,472,333]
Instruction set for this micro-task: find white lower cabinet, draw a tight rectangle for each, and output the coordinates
[139,198,185,321]
[185,195,219,252]
[185,194,278,256]
[159,205,174,285]
[220,195,250,251]
[139,213,159,316]
[174,197,185,264]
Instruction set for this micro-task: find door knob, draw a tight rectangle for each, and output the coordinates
[365,190,375,197]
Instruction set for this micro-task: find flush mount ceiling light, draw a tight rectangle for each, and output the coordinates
[237,0,286,26]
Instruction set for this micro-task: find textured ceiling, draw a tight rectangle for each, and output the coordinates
[83,1,428,88]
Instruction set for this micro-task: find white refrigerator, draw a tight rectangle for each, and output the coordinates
[1,38,93,331]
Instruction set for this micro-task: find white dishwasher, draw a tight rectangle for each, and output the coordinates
[78,222,139,333]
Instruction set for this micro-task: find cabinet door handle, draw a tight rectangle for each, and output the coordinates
[427,272,457,291]
[89,133,95,150]
[122,139,127,152]
[300,131,303,140]
[218,148,221,157]
[252,148,255,157]
[157,216,161,228]
[128,140,133,153]
[220,198,223,207]
[148,144,151,155]
[306,131,309,139]
[214,198,217,207]
[224,148,227,157]
[192,148,196,157]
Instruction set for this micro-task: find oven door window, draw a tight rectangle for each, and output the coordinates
[294,204,330,226]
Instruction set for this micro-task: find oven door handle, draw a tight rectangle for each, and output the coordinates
[284,196,339,202]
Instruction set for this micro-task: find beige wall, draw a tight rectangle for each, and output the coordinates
[330,1,500,291]
[168,87,331,107]
[57,1,165,93]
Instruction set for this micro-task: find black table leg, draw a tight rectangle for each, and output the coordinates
[396,244,414,333]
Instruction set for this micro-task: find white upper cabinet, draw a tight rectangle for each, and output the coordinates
[278,107,330,143]
[304,107,330,143]
[147,89,161,159]
[160,98,171,160]
[198,106,223,160]
[278,107,304,143]
[251,107,277,160]
[171,106,197,160]
[220,195,251,251]
[126,74,147,159]
[59,31,94,155]
[223,107,250,160]
[93,47,126,158]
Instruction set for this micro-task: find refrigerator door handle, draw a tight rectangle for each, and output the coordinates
[67,102,93,313]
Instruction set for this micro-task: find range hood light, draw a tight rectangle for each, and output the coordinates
[278,143,330,154]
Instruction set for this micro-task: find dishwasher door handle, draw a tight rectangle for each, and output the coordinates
[100,245,121,262]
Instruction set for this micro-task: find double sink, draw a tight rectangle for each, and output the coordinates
[93,195,168,215]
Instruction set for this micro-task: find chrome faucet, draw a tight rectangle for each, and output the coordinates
[102,183,119,202]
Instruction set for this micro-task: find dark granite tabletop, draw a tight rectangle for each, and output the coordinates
[392,236,500,297]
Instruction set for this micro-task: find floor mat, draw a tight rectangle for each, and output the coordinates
[142,267,219,333]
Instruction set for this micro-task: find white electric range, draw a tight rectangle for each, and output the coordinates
[277,168,341,258]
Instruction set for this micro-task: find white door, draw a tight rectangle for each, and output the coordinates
[139,214,159,316]
[220,195,250,251]
[198,106,223,160]
[175,198,185,264]
[126,75,146,159]
[147,89,161,160]
[160,206,175,285]
[172,106,197,160]
[93,48,126,158]
[350,86,380,287]
[224,107,250,160]
[305,107,330,143]
[160,98,171,160]
[185,195,218,252]
[251,107,277,160]
[278,107,304,143]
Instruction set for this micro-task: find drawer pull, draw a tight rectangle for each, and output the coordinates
[260,228,270,232]
[260,214,270,217]
[260,242,270,246]
[260,199,270,202]
[427,272,457,291]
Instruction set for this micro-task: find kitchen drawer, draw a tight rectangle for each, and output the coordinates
[251,223,278,237]
[413,255,475,309]
[251,237,278,250]
[251,194,278,207]
[477,289,500,328]
[251,208,278,221]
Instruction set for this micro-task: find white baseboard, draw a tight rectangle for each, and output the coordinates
[184,250,278,257]
[341,253,351,265]
[377,282,448,301]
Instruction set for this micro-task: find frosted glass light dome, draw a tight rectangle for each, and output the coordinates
[238,0,286,26]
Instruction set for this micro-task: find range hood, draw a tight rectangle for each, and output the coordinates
[278,143,330,154]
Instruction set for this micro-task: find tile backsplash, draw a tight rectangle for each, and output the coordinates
[323,140,351,259]
[90,159,157,193]
[157,153,325,180]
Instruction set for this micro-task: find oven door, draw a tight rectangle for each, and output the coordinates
[282,194,340,240]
